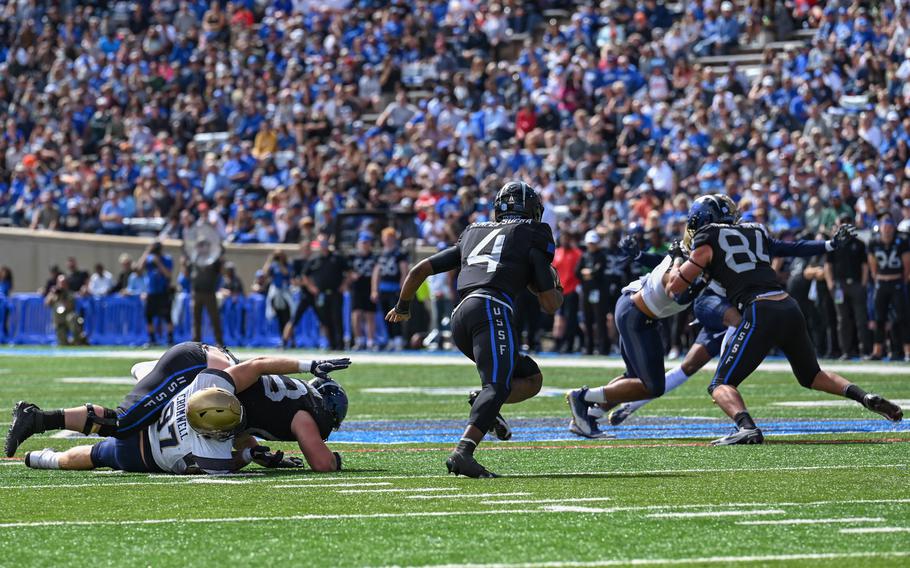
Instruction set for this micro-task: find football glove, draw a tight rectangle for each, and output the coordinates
[830,224,857,250]
[311,358,352,375]
[667,240,687,261]
[619,235,641,261]
[250,445,293,468]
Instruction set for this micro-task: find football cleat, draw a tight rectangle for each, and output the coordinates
[5,401,42,457]
[467,391,513,441]
[566,387,598,437]
[711,427,764,446]
[445,451,499,478]
[608,403,635,426]
[568,419,613,439]
[863,394,903,422]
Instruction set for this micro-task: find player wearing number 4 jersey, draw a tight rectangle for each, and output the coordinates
[666,196,903,445]
[387,181,563,478]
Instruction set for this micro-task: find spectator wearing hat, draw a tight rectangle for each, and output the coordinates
[303,234,349,351]
[576,230,608,355]
[347,233,378,351]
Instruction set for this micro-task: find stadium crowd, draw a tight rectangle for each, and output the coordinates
[1,1,910,358]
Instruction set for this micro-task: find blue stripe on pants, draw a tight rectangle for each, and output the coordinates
[485,300,498,384]
[723,303,757,384]
[503,306,514,389]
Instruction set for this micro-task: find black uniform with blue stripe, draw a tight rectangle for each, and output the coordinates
[868,234,910,344]
[426,218,555,432]
[114,342,237,438]
[692,223,820,392]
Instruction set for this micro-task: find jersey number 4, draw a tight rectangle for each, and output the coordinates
[467,229,506,273]
[719,228,770,273]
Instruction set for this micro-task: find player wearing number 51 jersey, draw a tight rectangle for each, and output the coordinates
[667,195,903,445]
[386,181,564,477]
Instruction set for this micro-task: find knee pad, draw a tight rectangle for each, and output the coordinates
[83,404,119,437]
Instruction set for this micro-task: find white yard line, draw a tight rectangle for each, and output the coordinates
[737,517,884,526]
[541,505,611,513]
[273,482,393,489]
[840,527,910,534]
[406,492,531,500]
[647,510,785,519]
[336,487,458,494]
[382,551,910,568]
[482,498,614,505]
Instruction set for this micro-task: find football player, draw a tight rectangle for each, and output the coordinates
[21,355,337,474]
[604,195,858,426]
[385,180,563,478]
[564,237,700,439]
[866,214,910,361]
[6,342,350,472]
[666,196,903,445]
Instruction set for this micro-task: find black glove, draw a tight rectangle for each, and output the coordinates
[831,224,857,250]
[333,451,342,471]
[667,240,687,261]
[619,235,641,260]
[311,358,352,375]
[250,445,286,468]
[275,456,304,468]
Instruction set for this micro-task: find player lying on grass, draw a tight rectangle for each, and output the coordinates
[564,233,701,438]
[6,342,349,472]
[603,197,858,427]
[665,195,903,445]
[19,356,339,474]
[386,180,563,478]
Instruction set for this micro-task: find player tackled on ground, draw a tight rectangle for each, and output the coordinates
[386,181,563,477]
[666,195,903,445]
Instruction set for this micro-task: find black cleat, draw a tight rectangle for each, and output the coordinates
[711,427,764,446]
[863,394,903,422]
[445,451,500,478]
[467,390,512,441]
[5,401,42,457]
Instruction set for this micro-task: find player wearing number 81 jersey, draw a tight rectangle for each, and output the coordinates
[385,180,564,477]
[667,196,903,445]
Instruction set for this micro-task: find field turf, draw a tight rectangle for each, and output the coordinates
[0,349,908,567]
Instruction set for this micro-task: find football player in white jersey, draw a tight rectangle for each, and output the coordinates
[22,355,343,474]
[565,241,705,438]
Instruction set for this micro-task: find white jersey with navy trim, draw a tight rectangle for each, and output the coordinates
[621,255,690,318]
[148,369,236,474]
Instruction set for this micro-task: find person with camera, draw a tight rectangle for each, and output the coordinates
[137,241,174,346]
[45,275,87,346]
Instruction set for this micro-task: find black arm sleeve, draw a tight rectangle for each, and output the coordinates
[530,248,556,292]
[427,246,461,274]
[636,252,664,269]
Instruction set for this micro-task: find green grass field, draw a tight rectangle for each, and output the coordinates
[0,350,908,567]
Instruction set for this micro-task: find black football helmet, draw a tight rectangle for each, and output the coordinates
[684,194,738,249]
[493,180,544,222]
[310,375,348,431]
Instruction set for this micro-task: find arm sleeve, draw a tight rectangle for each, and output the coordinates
[529,248,556,292]
[635,251,664,269]
[532,223,557,263]
[769,238,827,258]
[427,245,461,274]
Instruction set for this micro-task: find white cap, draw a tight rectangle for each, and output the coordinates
[584,230,601,245]
[721,1,734,10]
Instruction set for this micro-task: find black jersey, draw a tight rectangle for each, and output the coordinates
[868,235,910,277]
[349,252,376,294]
[455,218,556,298]
[376,248,407,293]
[602,246,630,294]
[237,374,335,441]
[692,222,782,308]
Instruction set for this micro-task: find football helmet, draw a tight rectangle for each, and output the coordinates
[311,376,349,430]
[186,387,246,441]
[684,194,738,249]
[493,180,544,222]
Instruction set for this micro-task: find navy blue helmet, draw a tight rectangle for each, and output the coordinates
[494,180,544,222]
[684,194,737,248]
[311,376,348,431]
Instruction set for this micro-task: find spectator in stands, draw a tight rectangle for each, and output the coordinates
[30,194,59,231]
[137,242,174,346]
[110,254,134,296]
[65,258,89,295]
[86,263,114,298]
[0,266,12,297]
[45,275,87,346]
[304,235,349,351]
